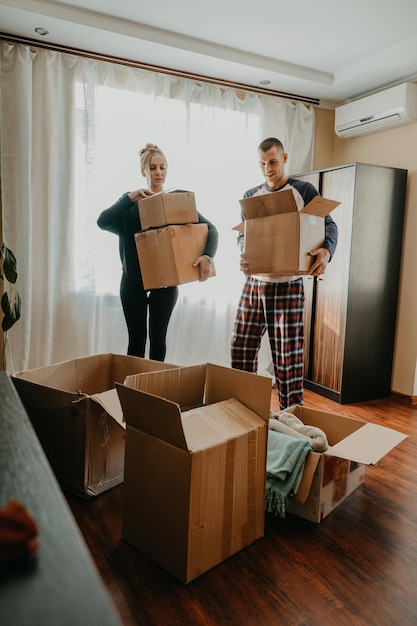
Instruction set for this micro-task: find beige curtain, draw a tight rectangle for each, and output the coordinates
[0,40,315,372]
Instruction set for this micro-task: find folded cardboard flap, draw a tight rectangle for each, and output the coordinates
[179,398,265,451]
[125,363,271,423]
[238,190,340,221]
[326,422,408,465]
[12,355,102,393]
[117,386,265,453]
[204,363,271,421]
[120,364,271,447]
[13,353,175,395]
[293,452,321,503]
[288,404,407,465]
[289,405,364,444]
[282,405,408,504]
[90,389,125,429]
[116,383,188,450]
[302,196,340,217]
[125,364,206,409]
[239,189,297,219]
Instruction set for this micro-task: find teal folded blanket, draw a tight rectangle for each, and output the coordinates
[266,430,312,518]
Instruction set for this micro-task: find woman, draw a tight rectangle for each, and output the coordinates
[97,143,218,361]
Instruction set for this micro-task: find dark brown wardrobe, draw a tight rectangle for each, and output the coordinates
[296,163,407,403]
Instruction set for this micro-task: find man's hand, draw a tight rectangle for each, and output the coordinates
[308,247,331,276]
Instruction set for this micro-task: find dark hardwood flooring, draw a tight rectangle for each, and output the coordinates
[65,389,417,626]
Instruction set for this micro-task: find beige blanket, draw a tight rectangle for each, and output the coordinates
[269,410,328,452]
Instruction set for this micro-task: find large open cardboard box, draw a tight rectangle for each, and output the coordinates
[12,353,178,497]
[235,190,340,275]
[116,363,272,583]
[277,405,407,523]
[138,190,198,230]
[135,222,214,289]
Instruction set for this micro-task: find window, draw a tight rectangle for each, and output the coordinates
[74,82,262,305]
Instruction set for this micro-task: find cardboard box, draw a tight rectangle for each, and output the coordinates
[12,353,179,497]
[275,405,408,523]
[138,190,198,230]
[116,363,272,583]
[235,190,340,275]
[135,222,215,290]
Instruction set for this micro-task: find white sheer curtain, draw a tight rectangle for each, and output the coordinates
[0,41,315,372]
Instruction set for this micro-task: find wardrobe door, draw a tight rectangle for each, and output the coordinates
[303,275,314,377]
[310,165,355,392]
[294,172,321,378]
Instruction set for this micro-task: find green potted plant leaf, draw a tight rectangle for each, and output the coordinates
[1,243,22,369]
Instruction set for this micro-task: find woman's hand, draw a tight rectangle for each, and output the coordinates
[128,188,154,202]
[193,255,213,282]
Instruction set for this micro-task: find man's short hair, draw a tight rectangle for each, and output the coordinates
[258,137,285,153]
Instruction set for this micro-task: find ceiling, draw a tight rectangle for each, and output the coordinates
[2,0,417,107]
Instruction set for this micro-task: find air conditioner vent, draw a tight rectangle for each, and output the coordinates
[335,83,417,138]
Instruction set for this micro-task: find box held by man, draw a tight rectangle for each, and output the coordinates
[235,190,340,275]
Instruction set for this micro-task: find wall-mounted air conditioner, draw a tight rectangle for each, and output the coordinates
[334,82,417,138]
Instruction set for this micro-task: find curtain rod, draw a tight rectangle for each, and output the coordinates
[0,32,320,106]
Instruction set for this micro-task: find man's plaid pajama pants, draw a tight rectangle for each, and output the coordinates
[231,276,304,410]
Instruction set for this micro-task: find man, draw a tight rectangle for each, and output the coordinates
[231,137,338,409]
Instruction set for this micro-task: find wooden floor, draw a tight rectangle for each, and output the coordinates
[65,390,417,626]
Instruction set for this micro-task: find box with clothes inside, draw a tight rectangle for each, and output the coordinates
[266,405,407,523]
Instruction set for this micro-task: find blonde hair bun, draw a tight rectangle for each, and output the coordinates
[140,142,159,155]
[139,143,166,169]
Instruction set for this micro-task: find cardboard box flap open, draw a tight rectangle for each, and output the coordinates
[293,451,321,504]
[239,190,340,221]
[180,398,265,452]
[325,422,407,465]
[287,404,407,464]
[90,388,125,429]
[117,383,264,454]
[116,383,188,451]
[13,354,109,393]
[125,365,206,410]
[13,353,173,396]
[301,196,340,217]
[125,363,271,420]
[239,189,297,219]
[204,363,271,422]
